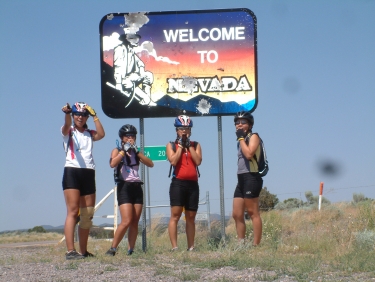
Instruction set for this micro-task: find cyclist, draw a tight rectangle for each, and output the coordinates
[232,111,263,246]
[166,115,202,251]
[105,124,153,256]
[61,102,105,259]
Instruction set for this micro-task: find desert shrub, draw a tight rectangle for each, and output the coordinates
[356,200,375,230]
[353,230,375,250]
[90,227,113,239]
[353,193,372,203]
[259,187,279,210]
[27,226,46,233]
[259,211,282,248]
[305,191,330,206]
[275,198,304,210]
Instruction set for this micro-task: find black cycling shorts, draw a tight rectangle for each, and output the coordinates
[117,181,144,205]
[62,167,96,196]
[169,178,199,211]
[234,172,263,199]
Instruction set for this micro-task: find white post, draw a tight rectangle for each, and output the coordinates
[94,188,115,212]
[318,182,324,211]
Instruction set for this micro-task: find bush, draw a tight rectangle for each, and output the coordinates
[259,187,279,211]
[354,230,375,250]
[89,227,114,239]
[357,200,375,230]
[27,226,46,233]
[305,191,330,206]
[353,193,372,203]
[275,198,304,210]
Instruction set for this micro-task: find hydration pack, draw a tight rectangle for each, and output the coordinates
[113,141,140,183]
[245,133,269,177]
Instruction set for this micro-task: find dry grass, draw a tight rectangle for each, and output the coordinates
[0,231,62,244]
[1,201,374,281]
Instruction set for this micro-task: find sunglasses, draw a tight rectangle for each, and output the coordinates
[235,120,248,125]
[124,134,136,137]
[177,127,191,131]
[73,112,89,117]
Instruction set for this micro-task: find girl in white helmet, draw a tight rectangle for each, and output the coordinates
[61,102,105,260]
[166,115,202,251]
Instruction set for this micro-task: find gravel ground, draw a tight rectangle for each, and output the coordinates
[1,245,374,281]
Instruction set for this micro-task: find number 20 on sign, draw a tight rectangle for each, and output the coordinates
[144,146,167,161]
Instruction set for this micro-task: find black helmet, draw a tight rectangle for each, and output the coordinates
[234,111,254,125]
[118,124,137,138]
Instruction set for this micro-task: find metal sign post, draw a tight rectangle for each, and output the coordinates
[140,118,146,252]
[146,166,151,229]
[217,116,226,239]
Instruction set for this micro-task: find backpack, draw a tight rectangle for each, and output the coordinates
[168,141,200,178]
[64,128,93,158]
[113,140,140,183]
[244,133,269,177]
[113,152,124,183]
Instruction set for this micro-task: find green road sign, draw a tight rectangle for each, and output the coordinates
[144,146,167,161]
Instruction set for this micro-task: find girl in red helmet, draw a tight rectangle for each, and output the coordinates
[166,115,202,251]
[61,102,105,259]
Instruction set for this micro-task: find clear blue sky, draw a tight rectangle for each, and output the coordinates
[1,0,374,232]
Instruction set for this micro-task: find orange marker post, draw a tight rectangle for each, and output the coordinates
[319,182,324,210]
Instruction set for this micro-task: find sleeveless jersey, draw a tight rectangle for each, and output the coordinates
[174,146,198,181]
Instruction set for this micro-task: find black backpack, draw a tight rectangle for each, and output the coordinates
[168,141,200,178]
[113,142,140,183]
[245,133,269,177]
[113,152,124,184]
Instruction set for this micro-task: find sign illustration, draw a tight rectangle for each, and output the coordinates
[99,8,258,118]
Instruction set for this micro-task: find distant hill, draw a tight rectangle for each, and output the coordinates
[0,214,229,234]
[42,225,64,230]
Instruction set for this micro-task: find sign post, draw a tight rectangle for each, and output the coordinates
[143,145,168,251]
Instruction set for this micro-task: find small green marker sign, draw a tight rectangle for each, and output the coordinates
[144,146,167,161]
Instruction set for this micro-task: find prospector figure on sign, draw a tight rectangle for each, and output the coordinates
[113,29,155,107]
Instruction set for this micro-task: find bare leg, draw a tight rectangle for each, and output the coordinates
[244,197,262,245]
[127,204,143,251]
[64,189,80,251]
[168,206,183,249]
[78,193,96,254]
[232,198,246,239]
[185,210,197,249]
[111,204,133,248]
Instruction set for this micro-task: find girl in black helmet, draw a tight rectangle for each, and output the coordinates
[166,115,202,251]
[232,111,263,246]
[105,124,153,256]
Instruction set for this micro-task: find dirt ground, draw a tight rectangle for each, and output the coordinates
[0,243,374,281]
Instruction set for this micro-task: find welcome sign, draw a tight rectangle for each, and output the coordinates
[99,8,257,118]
